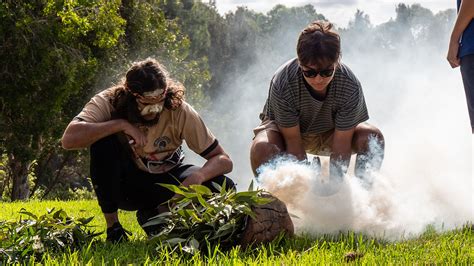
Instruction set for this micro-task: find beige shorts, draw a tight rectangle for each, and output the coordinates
[253,119,334,156]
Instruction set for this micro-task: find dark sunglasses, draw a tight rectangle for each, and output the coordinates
[301,66,335,78]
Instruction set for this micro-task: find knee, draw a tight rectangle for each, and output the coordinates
[251,141,282,162]
[90,134,128,177]
[90,134,120,156]
[369,127,384,147]
[354,125,384,152]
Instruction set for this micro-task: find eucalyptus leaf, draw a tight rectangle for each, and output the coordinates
[189,185,212,196]
[196,194,211,208]
[248,179,254,192]
[77,217,94,225]
[159,183,187,195]
[211,182,222,192]
[164,237,186,246]
[142,217,169,228]
[18,210,37,220]
[253,197,274,205]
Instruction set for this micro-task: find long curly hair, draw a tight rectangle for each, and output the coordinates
[105,58,185,126]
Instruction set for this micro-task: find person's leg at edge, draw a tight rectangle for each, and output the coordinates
[352,122,385,182]
[250,130,285,177]
[460,54,474,134]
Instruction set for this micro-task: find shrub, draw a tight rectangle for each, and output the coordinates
[0,208,99,263]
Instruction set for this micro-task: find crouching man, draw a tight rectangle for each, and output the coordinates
[62,58,234,242]
[250,21,384,183]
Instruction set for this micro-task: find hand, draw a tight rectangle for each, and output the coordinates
[447,41,460,68]
[181,172,205,187]
[122,120,147,147]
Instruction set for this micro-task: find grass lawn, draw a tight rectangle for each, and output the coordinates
[1,200,472,264]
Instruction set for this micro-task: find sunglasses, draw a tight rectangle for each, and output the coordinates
[301,66,335,78]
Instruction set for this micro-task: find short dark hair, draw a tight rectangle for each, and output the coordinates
[125,58,168,95]
[297,21,340,67]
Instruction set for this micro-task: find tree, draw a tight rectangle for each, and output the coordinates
[0,0,210,200]
[340,10,373,54]
[0,0,125,200]
[119,0,210,108]
[262,4,326,58]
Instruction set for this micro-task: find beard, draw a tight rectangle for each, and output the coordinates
[140,102,164,116]
[116,95,161,127]
[111,89,165,127]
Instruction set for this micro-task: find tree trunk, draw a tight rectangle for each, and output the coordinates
[9,155,30,200]
[0,162,7,198]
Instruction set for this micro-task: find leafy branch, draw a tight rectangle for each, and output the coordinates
[0,208,99,263]
[144,181,273,254]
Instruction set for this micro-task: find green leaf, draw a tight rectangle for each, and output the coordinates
[211,182,222,193]
[189,184,212,196]
[142,217,169,228]
[159,183,187,195]
[248,179,254,191]
[234,191,259,198]
[182,237,200,254]
[77,217,94,225]
[190,212,202,223]
[18,209,37,220]
[52,209,68,220]
[164,237,186,246]
[196,194,211,209]
[209,223,236,240]
[253,197,274,205]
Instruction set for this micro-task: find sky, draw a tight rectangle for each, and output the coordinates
[214,0,454,27]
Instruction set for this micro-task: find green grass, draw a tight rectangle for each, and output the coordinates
[1,200,473,264]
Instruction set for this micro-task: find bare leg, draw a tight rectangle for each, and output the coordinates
[351,122,385,179]
[250,130,286,176]
[104,212,119,228]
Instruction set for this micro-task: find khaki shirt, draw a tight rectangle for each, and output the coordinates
[76,88,216,173]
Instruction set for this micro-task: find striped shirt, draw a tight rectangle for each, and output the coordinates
[261,58,369,134]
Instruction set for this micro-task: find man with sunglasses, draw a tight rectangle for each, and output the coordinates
[251,20,384,185]
[61,58,234,242]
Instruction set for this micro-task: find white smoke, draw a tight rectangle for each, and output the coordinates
[185,6,473,239]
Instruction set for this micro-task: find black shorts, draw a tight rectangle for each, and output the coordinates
[89,134,235,213]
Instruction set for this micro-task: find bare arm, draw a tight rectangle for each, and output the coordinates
[278,124,307,161]
[181,144,233,186]
[447,0,474,68]
[61,119,147,150]
[329,128,355,178]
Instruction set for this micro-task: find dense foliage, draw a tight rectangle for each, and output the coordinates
[0,0,209,201]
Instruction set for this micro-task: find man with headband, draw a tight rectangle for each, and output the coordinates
[250,21,384,186]
[61,58,234,242]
